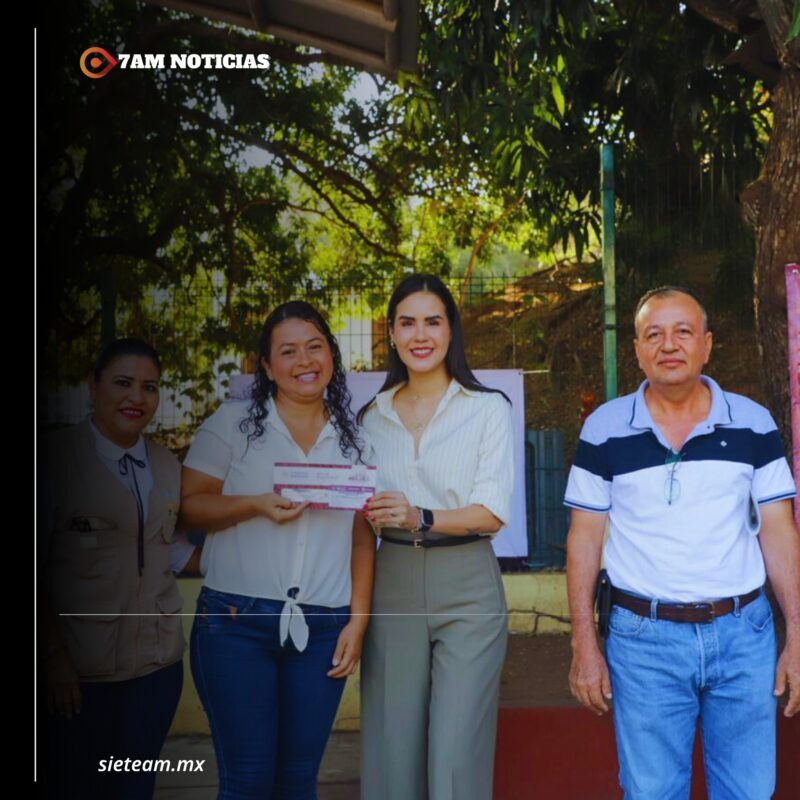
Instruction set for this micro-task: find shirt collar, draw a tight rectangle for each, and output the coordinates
[374,378,480,420]
[374,382,402,419]
[265,396,338,444]
[629,375,733,432]
[89,417,148,463]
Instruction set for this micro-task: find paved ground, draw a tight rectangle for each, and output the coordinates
[154,633,577,799]
[154,732,360,799]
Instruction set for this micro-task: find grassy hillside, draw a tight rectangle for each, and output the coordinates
[459,252,763,458]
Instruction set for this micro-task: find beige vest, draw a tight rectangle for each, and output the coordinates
[45,421,185,682]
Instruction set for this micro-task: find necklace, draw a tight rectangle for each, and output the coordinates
[406,388,447,433]
[410,395,428,432]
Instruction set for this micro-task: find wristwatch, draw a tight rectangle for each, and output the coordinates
[413,507,434,535]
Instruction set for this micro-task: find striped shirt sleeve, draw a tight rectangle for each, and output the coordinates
[751,424,797,505]
[467,395,514,527]
[564,415,612,514]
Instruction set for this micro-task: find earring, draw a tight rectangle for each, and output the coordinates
[389,339,396,350]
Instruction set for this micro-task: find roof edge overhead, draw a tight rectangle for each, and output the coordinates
[143,0,419,77]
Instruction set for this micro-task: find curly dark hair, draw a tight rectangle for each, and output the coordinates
[239,301,366,464]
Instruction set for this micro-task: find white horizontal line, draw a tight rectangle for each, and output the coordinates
[58,612,554,617]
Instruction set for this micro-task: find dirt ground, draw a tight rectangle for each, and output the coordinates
[154,634,580,800]
[154,632,796,800]
[500,632,577,707]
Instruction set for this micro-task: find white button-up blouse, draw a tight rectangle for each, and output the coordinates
[183,397,370,650]
[361,380,514,528]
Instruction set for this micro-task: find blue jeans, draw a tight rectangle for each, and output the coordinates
[190,586,350,800]
[605,590,777,800]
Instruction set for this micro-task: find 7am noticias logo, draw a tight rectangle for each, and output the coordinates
[79,46,270,78]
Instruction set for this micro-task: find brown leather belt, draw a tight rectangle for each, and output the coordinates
[380,533,484,549]
[610,587,762,623]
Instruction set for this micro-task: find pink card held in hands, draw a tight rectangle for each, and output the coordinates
[273,463,377,510]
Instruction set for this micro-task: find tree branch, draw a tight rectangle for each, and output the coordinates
[282,161,407,261]
[75,210,184,263]
[177,106,402,238]
[683,0,761,33]
[459,194,526,305]
[755,0,800,66]
[722,25,782,83]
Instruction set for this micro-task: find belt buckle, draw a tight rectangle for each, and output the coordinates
[412,538,423,549]
[692,602,714,622]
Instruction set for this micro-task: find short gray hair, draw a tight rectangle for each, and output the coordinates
[634,286,709,335]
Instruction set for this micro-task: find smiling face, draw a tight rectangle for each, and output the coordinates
[390,291,452,377]
[634,292,712,391]
[89,355,160,448]
[262,317,334,403]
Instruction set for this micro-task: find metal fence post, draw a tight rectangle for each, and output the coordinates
[601,143,617,401]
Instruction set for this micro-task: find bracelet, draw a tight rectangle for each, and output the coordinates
[409,506,423,533]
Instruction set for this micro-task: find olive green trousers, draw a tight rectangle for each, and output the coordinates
[360,534,508,800]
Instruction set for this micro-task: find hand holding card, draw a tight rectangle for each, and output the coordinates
[274,463,377,511]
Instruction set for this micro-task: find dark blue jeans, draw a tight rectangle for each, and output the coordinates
[44,659,183,799]
[190,586,350,800]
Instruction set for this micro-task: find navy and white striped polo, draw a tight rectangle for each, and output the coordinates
[564,376,796,601]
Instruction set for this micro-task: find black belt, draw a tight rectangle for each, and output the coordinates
[611,586,762,624]
[380,533,485,549]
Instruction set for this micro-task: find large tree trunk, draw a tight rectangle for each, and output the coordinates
[686,1,799,448]
[742,68,800,447]
[739,2,799,450]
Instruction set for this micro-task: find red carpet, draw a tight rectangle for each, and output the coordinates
[494,708,799,799]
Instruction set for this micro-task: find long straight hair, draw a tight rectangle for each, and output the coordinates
[357,274,509,422]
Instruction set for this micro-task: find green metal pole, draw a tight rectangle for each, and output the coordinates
[601,143,617,401]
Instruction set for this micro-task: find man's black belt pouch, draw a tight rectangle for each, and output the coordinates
[595,568,612,639]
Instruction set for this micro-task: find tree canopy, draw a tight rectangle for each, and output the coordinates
[38,0,796,433]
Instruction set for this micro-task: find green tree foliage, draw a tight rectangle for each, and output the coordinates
[39,0,773,428]
[39,0,412,395]
[402,1,767,273]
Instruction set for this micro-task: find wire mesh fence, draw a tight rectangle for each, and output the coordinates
[40,273,553,432]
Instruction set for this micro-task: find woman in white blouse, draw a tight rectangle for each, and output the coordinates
[180,301,374,800]
[358,274,514,800]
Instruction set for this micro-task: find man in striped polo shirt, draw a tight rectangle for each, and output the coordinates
[564,286,799,799]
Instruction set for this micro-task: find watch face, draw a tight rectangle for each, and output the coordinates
[421,508,434,530]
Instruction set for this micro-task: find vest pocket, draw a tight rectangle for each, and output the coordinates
[156,589,185,664]
[158,503,179,543]
[62,611,121,678]
[48,521,124,587]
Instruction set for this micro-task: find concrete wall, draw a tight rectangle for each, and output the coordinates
[169,573,569,735]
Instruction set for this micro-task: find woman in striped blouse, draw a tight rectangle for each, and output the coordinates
[357,274,514,800]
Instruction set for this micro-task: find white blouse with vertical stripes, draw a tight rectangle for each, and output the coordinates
[361,379,514,529]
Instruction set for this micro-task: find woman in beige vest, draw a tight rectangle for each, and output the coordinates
[40,338,197,799]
